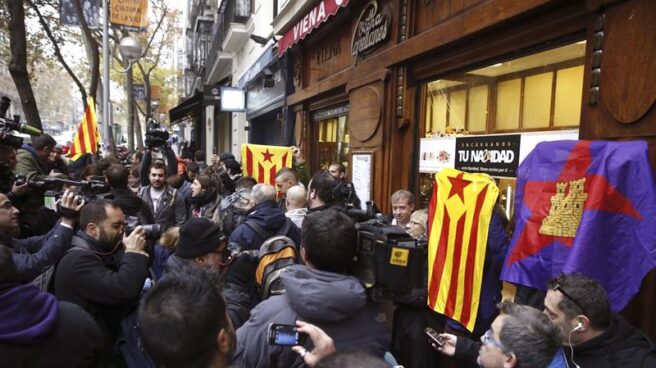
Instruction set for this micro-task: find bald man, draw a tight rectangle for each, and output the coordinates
[285,185,308,229]
[274,168,300,212]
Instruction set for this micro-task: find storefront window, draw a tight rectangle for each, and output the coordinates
[419,41,586,206]
[314,107,350,172]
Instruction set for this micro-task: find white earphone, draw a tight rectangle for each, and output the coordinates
[572,321,583,332]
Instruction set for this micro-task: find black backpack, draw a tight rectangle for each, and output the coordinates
[222,205,249,237]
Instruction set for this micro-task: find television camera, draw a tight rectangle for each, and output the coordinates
[347,201,427,302]
[0,96,42,148]
[15,176,111,207]
[144,119,169,151]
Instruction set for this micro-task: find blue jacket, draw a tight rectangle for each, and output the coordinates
[229,201,301,251]
[233,265,390,367]
[9,223,75,282]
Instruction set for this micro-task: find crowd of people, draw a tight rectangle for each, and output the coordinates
[0,134,655,368]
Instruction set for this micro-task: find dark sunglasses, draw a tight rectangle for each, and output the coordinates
[553,282,586,314]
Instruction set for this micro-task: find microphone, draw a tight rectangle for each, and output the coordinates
[18,124,43,136]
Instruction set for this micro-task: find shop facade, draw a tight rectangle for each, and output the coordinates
[279,0,656,337]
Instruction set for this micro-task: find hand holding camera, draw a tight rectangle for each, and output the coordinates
[11,179,29,197]
[57,189,85,227]
[124,226,147,255]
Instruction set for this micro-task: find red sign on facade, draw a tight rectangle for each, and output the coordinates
[277,0,350,57]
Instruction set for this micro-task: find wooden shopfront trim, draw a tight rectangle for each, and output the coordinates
[287,0,556,106]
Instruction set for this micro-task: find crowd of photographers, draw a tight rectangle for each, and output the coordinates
[0,127,655,368]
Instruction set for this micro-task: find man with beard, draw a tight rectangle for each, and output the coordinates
[139,264,236,368]
[53,199,148,366]
[140,161,187,231]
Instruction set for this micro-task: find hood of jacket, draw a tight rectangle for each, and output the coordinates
[281,265,367,322]
[0,283,58,344]
[246,201,287,231]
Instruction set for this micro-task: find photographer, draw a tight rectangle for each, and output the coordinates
[138,123,177,188]
[53,199,149,366]
[0,143,29,205]
[4,190,83,282]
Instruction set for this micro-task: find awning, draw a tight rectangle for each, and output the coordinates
[169,92,202,125]
[277,0,350,58]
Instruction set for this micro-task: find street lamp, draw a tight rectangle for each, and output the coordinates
[118,36,143,71]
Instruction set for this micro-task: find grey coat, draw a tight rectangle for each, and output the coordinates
[233,265,390,368]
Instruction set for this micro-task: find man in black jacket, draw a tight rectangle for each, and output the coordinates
[542,273,656,367]
[53,199,148,366]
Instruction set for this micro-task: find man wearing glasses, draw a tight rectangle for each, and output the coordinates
[543,273,656,367]
[434,301,561,368]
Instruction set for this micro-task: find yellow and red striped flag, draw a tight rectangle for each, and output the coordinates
[241,144,293,185]
[67,97,100,160]
[427,168,499,332]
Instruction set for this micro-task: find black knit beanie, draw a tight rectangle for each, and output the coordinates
[176,218,225,259]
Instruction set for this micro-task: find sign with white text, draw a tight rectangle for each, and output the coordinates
[455,134,521,177]
[277,0,350,57]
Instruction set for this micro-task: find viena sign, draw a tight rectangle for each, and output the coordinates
[352,0,390,57]
[277,0,350,57]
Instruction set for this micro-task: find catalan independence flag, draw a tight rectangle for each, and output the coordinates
[427,168,499,332]
[67,97,100,160]
[241,144,293,185]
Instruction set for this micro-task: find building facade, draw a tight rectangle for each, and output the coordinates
[275,0,656,338]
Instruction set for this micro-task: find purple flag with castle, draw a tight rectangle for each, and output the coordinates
[501,140,656,310]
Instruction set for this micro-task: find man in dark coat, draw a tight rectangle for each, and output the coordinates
[0,244,103,367]
[228,183,300,251]
[232,209,390,367]
[53,199,148,366]
[306,171,347,214]
[543,273,656,368]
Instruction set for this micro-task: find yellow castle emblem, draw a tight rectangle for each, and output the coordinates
[539,178,588,238]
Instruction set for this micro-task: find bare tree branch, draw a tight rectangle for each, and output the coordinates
[26,0,87,106]
[72,0,99,100]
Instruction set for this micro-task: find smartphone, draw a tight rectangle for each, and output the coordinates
[212,147,218,155]
[424,327,445,347]
[268,324,308,346]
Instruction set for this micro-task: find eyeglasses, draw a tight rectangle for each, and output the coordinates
[553,282,586,315]
[482,329,507,350]
[211,247,232,266]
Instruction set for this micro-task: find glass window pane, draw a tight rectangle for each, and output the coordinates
[496,79,521,130]
[468,85,488,132]
[425,89,448,136]
[523,72,553,129]
[554,66,584,127]
[449,90,467,130]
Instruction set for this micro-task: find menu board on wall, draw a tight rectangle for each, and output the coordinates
[351,153,373,210]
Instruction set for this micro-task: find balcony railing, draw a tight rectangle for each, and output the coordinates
[204,0,251,75]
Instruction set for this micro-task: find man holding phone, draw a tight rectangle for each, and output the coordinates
[232,209,390,367]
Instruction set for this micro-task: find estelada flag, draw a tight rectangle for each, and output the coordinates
[427,168,499,332]
[501,140,656,311]
[241,144,293,185]
[67,97,100,161]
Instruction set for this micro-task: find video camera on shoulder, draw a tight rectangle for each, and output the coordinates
[40,177,111,210]
[144,120,170,151]
[0,96,42,148]
[345,201,427,302]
